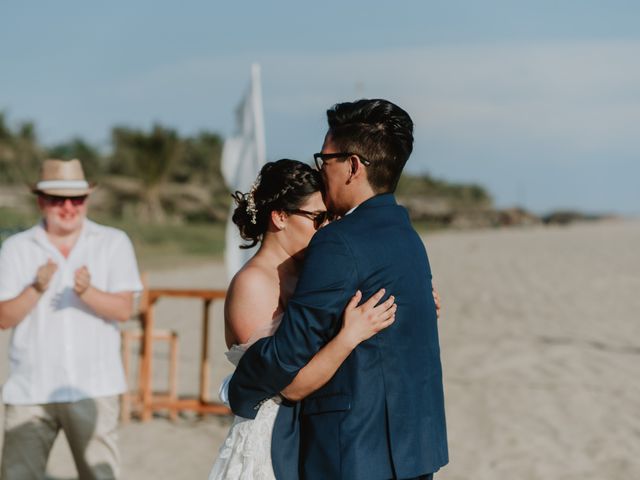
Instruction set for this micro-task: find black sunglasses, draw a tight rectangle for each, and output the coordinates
[313,152,371,170]
[287,209,335,230]
[39,194,88,207]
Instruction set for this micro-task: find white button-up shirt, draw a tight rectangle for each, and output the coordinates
[0,219,143,405]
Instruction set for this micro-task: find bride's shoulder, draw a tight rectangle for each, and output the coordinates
[229,260,278,297]
[226,261,280,345]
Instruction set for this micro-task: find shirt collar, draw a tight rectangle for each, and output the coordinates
[31,218,96,256]
[344,193,397,216]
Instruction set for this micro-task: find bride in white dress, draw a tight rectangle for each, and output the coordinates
[208,160,398,480]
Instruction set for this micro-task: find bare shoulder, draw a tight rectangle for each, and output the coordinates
[225,260,280,346]
[227,261,280,308]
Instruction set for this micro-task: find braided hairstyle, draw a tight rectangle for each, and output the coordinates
[232,159,323,249]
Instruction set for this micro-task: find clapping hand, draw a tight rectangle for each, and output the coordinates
[74,266,91,296]
[33,259,58,293]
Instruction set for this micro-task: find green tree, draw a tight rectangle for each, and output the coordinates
[0,112,44,184]
[171,131,229,214]
[396,172,493,208]
[47,138,102,180]
[110,124,182,222]
[171,131,223,185]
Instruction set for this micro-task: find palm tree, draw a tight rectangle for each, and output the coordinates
[48,138,102,180]
[111,124,181,222]
[0,112,44,184]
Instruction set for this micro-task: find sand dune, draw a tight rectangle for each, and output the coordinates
[1,219,638,479]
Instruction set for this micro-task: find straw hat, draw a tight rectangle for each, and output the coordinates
[31,159,96,197]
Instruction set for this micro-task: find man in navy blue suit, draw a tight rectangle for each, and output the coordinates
[229,99,448,479]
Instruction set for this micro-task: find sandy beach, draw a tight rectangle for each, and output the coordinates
[1,219,639,479]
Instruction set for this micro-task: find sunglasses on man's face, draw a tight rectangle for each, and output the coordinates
[313,152,371,171]
[40,194,88,207]
[287,209,335,230]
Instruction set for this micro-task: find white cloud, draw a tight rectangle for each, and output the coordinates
[23,39,638,212]
[255,41,640,158]
[108,40,640,153]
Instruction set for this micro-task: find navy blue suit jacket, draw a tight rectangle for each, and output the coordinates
[229,194,448,480]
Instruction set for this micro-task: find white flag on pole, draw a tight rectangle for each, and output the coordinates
[221,64,267,281]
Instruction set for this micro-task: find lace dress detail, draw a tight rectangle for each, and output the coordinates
[208,316,282,480]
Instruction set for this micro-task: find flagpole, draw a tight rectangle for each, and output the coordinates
[251,64,266,169]
[221,64,267,281]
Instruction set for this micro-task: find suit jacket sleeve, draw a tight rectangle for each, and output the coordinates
[228,226,358,418]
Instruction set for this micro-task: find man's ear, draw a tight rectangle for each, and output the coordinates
[271,210,288,230]
[348,156,364,181]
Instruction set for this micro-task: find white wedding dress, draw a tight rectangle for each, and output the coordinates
[208,316,282,480]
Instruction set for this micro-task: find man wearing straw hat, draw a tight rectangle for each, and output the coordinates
[0,159,142,479]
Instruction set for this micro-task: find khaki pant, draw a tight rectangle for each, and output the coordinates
[1,396,120,480]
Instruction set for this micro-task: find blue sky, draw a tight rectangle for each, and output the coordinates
[1,1,639,214]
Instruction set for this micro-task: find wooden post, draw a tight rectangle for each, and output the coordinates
[120,330,132,423]
[168,332,179,421]
[199,299,212,404]
[140,300,155,421]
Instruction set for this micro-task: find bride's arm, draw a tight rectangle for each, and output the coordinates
[280,289,396,402]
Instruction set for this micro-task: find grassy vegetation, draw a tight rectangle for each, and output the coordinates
[0,207,38,244]
[1,210,444,272]
[0,208,226,269]
[97,217,226,269]
[396,173,492,205]
[2,110,497,259]
[410,219,449,233]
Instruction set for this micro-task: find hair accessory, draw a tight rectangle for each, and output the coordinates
[246,176,260,224]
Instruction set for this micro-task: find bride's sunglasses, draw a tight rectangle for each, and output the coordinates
[287,209,335,230]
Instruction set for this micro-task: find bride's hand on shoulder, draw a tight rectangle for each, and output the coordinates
[433,285,441,319]
[339,288,396,348]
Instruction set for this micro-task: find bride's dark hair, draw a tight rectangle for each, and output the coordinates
[232,159,323,249]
